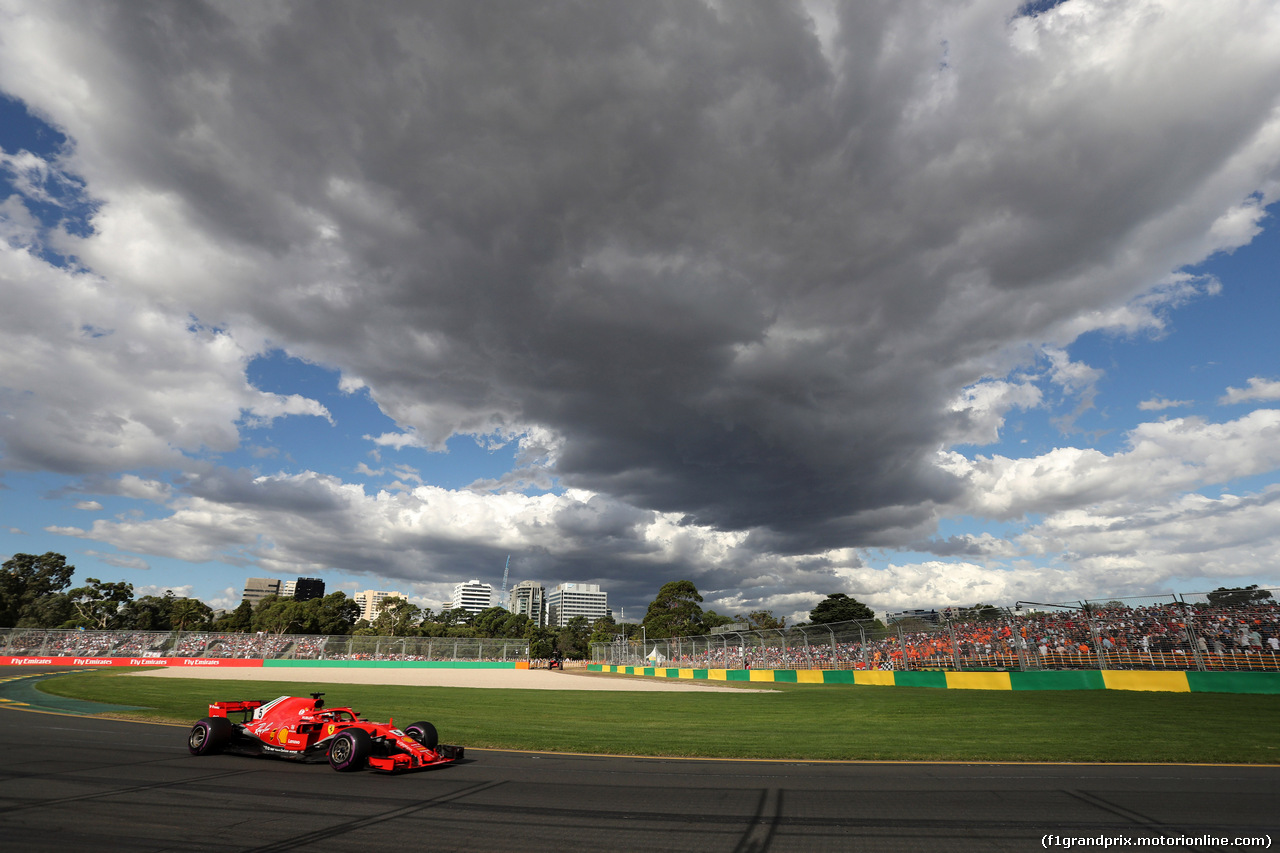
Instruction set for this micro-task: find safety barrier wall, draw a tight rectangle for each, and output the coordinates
[264,659,526,669]
[0,628,529,662]
[0,656,263,668]
[0,656,528,669]
[589,664,1280,694]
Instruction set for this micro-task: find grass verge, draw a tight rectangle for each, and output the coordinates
[39,669,1280,763]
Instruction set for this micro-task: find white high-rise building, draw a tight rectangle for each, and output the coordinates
[509,580,546,627]
[353,589,406,623]
[546,582,608,628]
[451,579,494,615]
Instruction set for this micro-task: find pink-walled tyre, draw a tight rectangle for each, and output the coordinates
[405,721,438,749]
[328,728,372,771]
[188,717,232,755]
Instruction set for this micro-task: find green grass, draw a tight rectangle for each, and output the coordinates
[39,669,1280,764]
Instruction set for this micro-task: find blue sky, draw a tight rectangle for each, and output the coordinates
[2,1,1279,623]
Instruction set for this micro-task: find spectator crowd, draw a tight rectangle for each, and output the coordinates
[4,596,1276,672]
[622,597,1280,673]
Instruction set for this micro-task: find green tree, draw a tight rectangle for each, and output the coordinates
[427,607,472,629]
[471,607,530,639]
[24,592,73,629]
[587,614,620,647]
[122,593,175,631]
[525,624,558,659]
[471,606,510,637]
[1206,585,1275,608]
[808,593,875,625]
[252,595,308,634]
[701,610,737,631]
[313,592,361,635]
[0,552,76,627]
[642,580,706,639]
[370,596,422,636]
[740,610,785,630]
[557,615,591,659]
[67,578,134,629]
[213,600,254,632]
[169,596,214,631]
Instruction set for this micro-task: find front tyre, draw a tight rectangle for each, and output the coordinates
[405,721,438,749]
[188,717,233,755]
[328,728,372,772]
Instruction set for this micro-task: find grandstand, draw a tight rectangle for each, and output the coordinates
[4,589,1275,673]
[592,589,1280,673]
[0,628,527,663]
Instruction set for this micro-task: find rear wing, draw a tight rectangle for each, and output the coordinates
[208,700,264,721]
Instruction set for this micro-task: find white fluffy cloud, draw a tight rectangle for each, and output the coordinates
[945,409,1280,518]
[1221,377,1280,405]
[0,239,330,473]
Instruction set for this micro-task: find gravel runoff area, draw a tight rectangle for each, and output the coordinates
[131,666,775,692]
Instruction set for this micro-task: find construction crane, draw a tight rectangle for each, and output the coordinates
[500,554,510,606]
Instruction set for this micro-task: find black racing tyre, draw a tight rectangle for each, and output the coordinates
[404,721,438,749]
[188,716,233,755]
[328,728,372,772]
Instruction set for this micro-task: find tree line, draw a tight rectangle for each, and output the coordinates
[0,552,596,659]
[19,551,1243,661]
[0,554,882,660]
[635,581,881,638]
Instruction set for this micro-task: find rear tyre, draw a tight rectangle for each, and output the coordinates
[405,721,439,749]
[328,728,372,771]
[188,717,233,755]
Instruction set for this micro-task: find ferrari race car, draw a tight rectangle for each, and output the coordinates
[187,692,464,773]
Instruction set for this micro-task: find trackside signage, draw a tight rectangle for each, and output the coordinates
[0,656,264,668]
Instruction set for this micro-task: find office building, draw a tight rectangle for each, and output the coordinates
[546,582,608,628]
[292,577,325,601]
[509,580,546,628]
[241,577,281,608]
[451,579,494,615]
[353,589,406,623]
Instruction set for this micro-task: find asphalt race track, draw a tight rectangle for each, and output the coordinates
[0,673,1278,851]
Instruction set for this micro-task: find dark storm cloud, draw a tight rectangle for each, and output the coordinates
[5,0,1280,615]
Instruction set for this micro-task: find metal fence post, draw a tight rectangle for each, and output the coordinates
[947,620,963,671]
[1179,603,1207,672]
[1082,606,1107,670]
[1006,609,1031,671]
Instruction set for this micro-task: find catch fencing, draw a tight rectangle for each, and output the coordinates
[592,590,1280,673]
[0,628,528,662]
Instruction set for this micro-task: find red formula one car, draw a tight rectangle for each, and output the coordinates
[187,692,464,773]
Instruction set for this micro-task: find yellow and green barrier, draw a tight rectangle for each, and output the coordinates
[589,664,1280,694]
